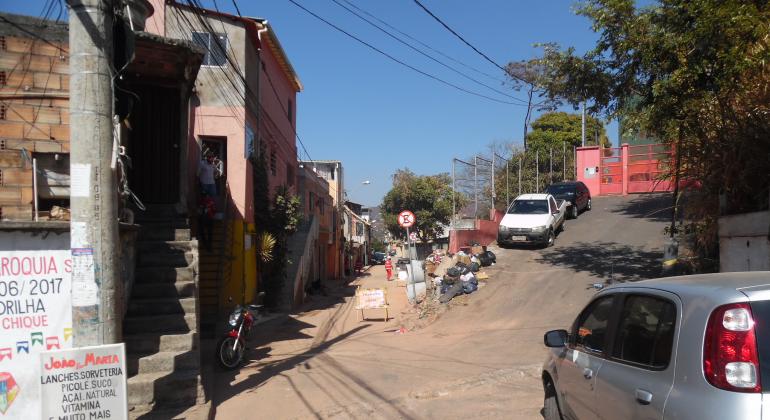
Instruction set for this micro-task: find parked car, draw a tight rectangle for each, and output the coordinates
[545,181,591,219]
[542,272,770,420]
[370,252,387,265]
[498,194,567,247]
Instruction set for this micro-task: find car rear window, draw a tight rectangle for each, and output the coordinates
[546,184,575,195]
[611,295,676,370]
[748,300,770,391]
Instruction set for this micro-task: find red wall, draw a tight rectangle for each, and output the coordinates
[448,210,504,254]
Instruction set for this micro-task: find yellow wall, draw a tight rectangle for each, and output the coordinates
[220,220,259,309]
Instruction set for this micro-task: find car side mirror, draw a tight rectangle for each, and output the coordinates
[544,329,568,348]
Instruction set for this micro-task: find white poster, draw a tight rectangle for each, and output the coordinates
[0,250,72,419]
[39,343,127,420]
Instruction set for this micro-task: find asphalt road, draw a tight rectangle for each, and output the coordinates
[213,194,672,419]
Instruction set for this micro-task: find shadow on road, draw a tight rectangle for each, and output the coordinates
[609,193,673,223]
[536,241,663,282]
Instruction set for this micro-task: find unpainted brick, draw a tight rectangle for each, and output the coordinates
[23,122,51,140]
[4,71,34,89]
[5,37,33,54]
[0,187,21,205]
[1,205,33,221]
[3,105,35,122]
[34,140,61,153]
[0,53,28,72]
[26,55,54,73]
[1,168,32,186]
[32,41,67,58]
[33,72,61,90]
[48,125,69,141]
[0,122,25,139]
[0,151,23,168]
[20,186,33,205]
[61,141,70,152]
[3,139,36,152]
[52,57,68,74]
[60,74,69,91]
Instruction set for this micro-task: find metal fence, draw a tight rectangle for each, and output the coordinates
[452,144,577,223]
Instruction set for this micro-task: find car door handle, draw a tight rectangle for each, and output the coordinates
[635,388,653,405]
[582,368,593,380]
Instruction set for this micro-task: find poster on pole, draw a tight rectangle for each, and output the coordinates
[0,250,72,419]
[39,343,127,420]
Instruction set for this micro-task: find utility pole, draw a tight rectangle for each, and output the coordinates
[581,101,586,147]
[68,0,120,346]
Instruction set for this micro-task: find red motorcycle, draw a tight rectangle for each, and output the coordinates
[217,297,264,369]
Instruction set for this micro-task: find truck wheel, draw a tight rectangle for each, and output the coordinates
[586,198,592,211]
[545,229,555,248]
[571,205,578,219]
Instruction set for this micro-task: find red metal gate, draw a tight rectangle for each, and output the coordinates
[627,144,673,193]
[600,147,623,195]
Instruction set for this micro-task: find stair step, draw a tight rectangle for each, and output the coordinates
[127,297,196,316]
[138,241,194,254]
[135,266,195,284]
[139,227,192,242]
[124,313,196,335]
[127,370,201,408]
[124,332,198,354]
[132,281,195,299]
[138,251,196,268]
[127,349,200,376]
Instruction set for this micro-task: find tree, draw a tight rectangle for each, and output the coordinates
[534,0,770,263]
[505,58,561,150]
[527,112,610,151]
[381,169,458,243]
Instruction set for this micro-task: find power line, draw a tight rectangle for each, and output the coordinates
[286,0,525,106]
[328,0,527,104]
[411,0,525,84]
[338,0,509,85]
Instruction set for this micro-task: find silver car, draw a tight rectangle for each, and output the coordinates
[542,272,770,420]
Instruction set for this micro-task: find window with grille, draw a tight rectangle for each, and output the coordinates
[191,32,228,66]
[0,36,6,51]
[0,71,6,87]
[0,105,6,120]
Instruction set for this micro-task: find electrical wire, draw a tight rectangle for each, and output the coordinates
[411,0,525,84]
[286,0,525,106]
[338,0,509,86]
[328,0,527,104]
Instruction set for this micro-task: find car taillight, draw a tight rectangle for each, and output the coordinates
[703,303,761,393]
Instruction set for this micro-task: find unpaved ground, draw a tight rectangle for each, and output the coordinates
[212,194,671,419]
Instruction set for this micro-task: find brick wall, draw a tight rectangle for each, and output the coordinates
[0,34,70,220]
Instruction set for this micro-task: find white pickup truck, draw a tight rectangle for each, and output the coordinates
[497,193,567,247]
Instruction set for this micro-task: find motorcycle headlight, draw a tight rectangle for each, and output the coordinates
[532,225,548,232]
[228,308,242,326]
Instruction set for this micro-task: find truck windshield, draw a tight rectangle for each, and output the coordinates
[508,200,549,214]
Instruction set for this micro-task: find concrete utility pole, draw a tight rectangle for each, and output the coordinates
[581,101,586,147]
[68,0,121,346]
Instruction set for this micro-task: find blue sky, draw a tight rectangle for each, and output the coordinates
[4,0,615,207]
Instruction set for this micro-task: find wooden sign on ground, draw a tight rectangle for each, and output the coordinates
[355,287,389,321]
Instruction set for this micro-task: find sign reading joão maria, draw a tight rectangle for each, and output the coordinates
[40,343,127,420]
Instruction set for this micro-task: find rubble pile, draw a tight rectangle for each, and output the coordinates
[435,249,496,304]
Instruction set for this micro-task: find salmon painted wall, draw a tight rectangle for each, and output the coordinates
[576,146,601,197]
[258,33,298,197]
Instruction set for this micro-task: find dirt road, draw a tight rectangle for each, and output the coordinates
[213,194,671,419]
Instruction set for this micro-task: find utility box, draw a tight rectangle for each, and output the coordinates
[718,210,770,272]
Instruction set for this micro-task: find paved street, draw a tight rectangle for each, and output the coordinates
[212,194,671,419]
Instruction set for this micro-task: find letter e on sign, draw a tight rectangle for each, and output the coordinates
[398,210,415,228]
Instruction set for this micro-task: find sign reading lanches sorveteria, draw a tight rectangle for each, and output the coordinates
[0,250,72,418]
[39,343,127,420]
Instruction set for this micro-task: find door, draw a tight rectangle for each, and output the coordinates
[128,85,181,204]
[559,295,616,420]
[600,147,623,195]
[595,292,678,420]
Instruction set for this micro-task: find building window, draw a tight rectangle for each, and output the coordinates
[0,105,6,120]
[308,192,314,211]
[0,71,6,87]
[191,32,228,66]
[270,149,277,176]
[287,98,293,122]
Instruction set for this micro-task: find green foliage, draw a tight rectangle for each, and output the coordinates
[381,169,461,243]
[533,0,770,259]
[371,239,387,253]
[527,112,610,151]
[270,186,301,235]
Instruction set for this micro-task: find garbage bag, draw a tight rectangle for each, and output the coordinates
[478,253,492,267]
[439,282,464,303]
[469,262,480,273]
[446,266,461,278]
[484,250,497,264]
[443,274,459,285]
[462,281,478,294]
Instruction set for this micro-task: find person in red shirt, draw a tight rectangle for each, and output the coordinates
[385,257,393,281]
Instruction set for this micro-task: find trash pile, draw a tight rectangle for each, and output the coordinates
[435,249,496,304]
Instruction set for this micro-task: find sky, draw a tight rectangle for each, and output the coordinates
[3,0,615,207]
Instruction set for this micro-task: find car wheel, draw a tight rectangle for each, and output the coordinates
[586,198,592,211]
[545,229,555,248]
[543,378,564,420]
[571,205,578,219]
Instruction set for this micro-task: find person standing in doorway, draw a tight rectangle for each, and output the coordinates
[198,153,218,197]
[385,257,393,281]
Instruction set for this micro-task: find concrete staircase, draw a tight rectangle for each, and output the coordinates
[283,216,319,309]
[124,206,204,418]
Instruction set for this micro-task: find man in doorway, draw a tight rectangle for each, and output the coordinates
[198,153,218,197]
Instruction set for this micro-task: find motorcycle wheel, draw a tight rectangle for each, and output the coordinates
[217,336,244,370]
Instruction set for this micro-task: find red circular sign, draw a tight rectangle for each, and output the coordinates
[398,210,415,228]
